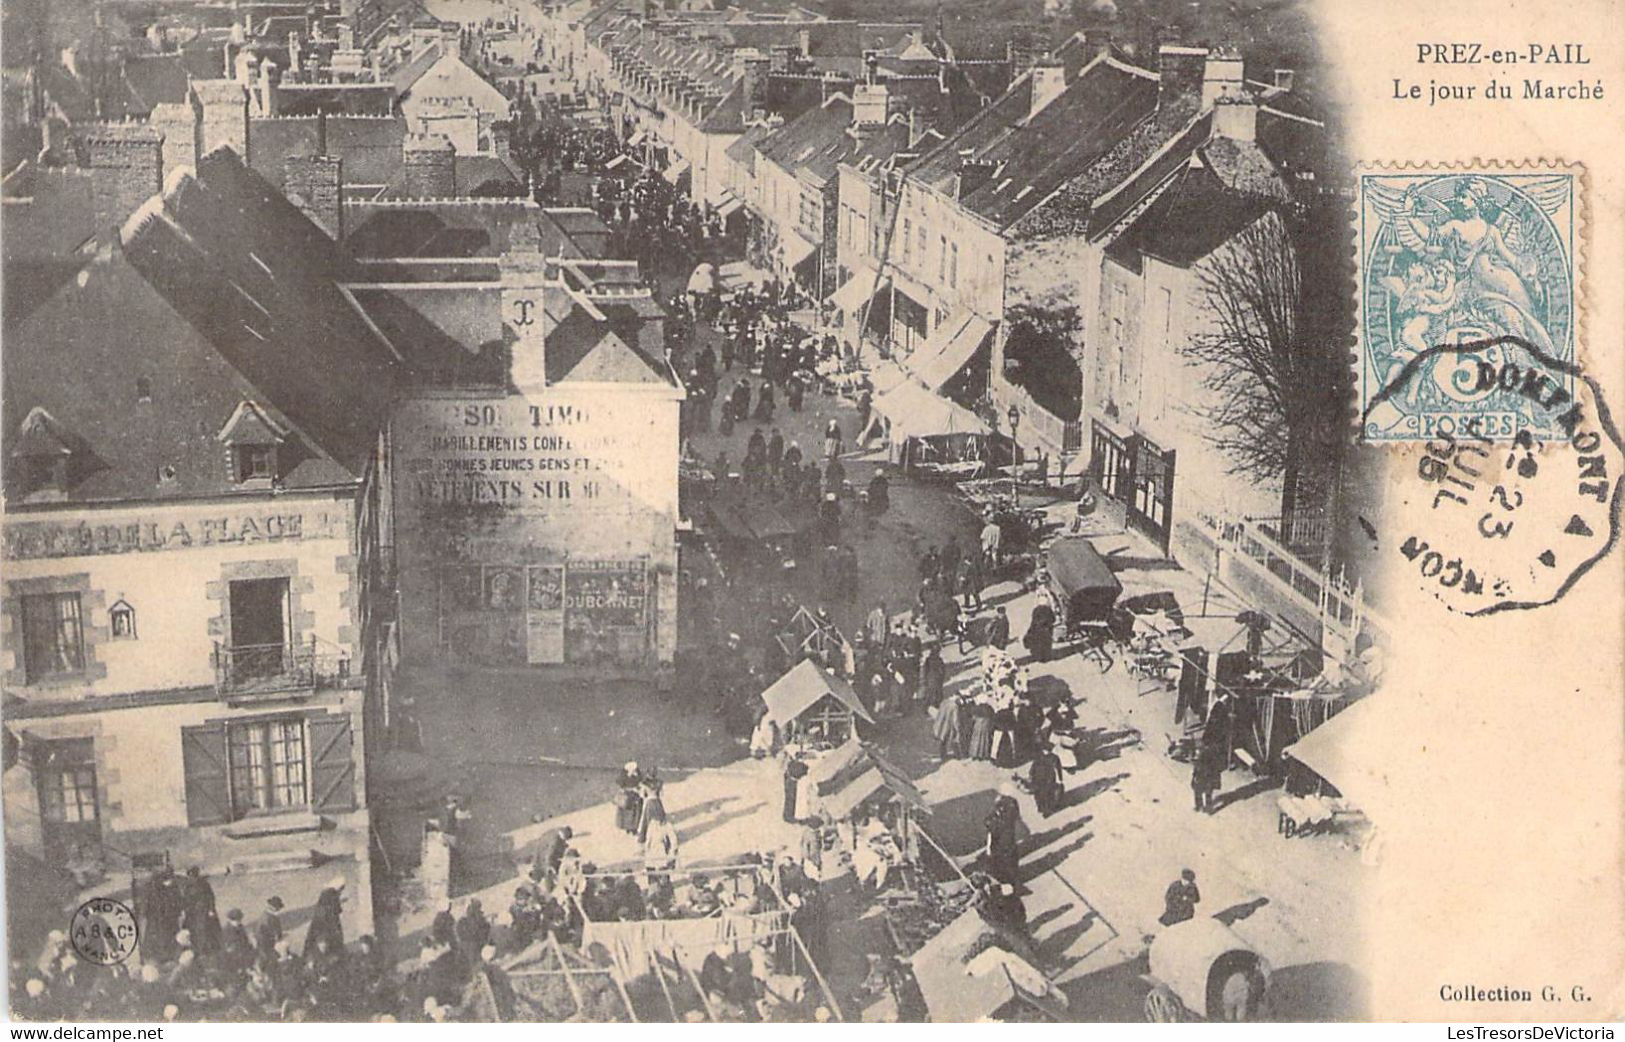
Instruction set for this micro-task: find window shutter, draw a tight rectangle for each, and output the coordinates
[180,723,231,827]
[307,712,356,814]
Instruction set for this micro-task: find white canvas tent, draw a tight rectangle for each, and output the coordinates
[1282,697,1392,824]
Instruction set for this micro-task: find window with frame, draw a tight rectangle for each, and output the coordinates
[233,444,276,484]
[917,226,927,265]
[39,741,98,824]
[901,218,912,260]
[21,592,85,682]
[938,235,947,282]
[109,600,137,640]
[228,717,308,816]
[950,242,959,289]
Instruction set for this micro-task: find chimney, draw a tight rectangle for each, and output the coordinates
[1213,96,1257,141]
[283,154,344,238]
[442,26,462,61]
[191,80,250,160]
[258,58,281,116]
[741,55,769,120]
[1029,62,1066,119]
[1157,44,1206,111]
[235,49,258,89]
[1201,50,1244,108]
[863,49,879,85]
[288,32,302,76]
[492,120,512,161]
[500,231,549,391]
[149,100,198,177]
[798,28,811,56]
[852,82,889,126]
[1273,68,1295,92]
[403,133,456,197]
[60,46,81,83]
[75,123,164,230]
[769,44,794,73]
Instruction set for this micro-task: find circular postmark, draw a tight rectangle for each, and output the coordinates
[1364,335,1623,614]
[70,897,139,966]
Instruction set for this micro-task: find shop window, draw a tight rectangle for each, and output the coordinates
[21,592,86,682]
[109,599,137,640]
[228,717,308,816]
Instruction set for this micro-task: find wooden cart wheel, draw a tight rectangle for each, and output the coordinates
[1144,985,1182,1023]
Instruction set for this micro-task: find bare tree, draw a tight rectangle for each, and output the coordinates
[1184,208,1346,530]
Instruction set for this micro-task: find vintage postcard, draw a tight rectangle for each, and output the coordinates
[1,0,1620,1027]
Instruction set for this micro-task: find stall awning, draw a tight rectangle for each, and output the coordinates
[1283,696,1390,823]
[662,157,691,184]
[829,268,887,315]
[626,129,647,147]
[605,153,630,170]
[910,311,993,391]
[780,228,818,273]
[715,193,744,218]
[873,380,990,441]
[760,660,874,728]
[911,908,1060,1022]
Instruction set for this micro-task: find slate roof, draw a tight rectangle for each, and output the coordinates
[389,43,445,94]
[122,55,191,112]
[1110,164,1276,268]
[272,84,398,116]
[343,201,606,259]
[110,148,421,475]
[2,234,364,504]
[247,116,407,189]
[907,56,1160,230]
[2,164,101,331]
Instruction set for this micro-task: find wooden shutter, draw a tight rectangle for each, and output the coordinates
[180,722,231,827]
[307,712,356,814]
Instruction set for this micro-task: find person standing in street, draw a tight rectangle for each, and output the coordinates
[988,606,1011,650]
[303,879,346,962]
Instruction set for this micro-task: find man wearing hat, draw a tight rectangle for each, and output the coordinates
[255,896,285,970]
[221,908,253,973]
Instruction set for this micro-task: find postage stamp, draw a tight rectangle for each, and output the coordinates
[1356,164,1582,443]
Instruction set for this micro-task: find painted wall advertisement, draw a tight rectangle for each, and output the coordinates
[438,560,648,668]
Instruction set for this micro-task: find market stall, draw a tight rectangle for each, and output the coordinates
[907,906,1069,1022]
[1282,695,1388,825]
[707,497,809,575]
[860,378,993,472]
[760,659,875,747]
[773,605,850,668]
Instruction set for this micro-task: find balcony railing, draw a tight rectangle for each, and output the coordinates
[213,639,350,701]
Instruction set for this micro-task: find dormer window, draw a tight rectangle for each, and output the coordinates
[235,444,277,483]
[9,407,79,501]
[217,401,290,487]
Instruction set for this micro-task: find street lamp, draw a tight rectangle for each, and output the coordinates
[1007,404,1021,505]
